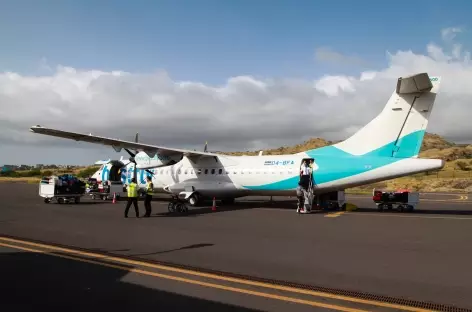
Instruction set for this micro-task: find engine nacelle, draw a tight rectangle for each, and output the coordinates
[134,151,182,169]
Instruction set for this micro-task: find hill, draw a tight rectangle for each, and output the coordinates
[2,133,472,192]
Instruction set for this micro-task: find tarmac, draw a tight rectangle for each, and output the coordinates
[1,183,472,311]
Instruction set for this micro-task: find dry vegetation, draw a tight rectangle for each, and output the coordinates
[2,133,471,192]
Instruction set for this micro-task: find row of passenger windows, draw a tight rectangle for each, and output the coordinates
[153,168,294,175]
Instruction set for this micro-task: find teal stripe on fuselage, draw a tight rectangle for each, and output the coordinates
[242,130,425,190]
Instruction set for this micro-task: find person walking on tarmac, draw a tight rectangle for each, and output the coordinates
[125,178,139,218]
[143,176,154,217]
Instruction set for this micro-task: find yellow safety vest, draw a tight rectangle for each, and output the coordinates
[127,182,138,198]
[146,181,153,195]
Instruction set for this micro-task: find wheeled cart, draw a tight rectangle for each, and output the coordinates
[167,195,189,214]
[89,181,125,200]
[372,188,419,212]
[39,176,85,204]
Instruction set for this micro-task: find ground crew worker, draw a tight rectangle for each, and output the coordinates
[300,160,311,189]
[124,178,139,218]
[143,176,153,217]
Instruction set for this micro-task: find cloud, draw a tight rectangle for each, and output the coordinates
[1,28,472,164]
[314,46,369,67]
[441,27,462,42]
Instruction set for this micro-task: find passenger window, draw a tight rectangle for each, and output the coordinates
[218,169,223,174]
[184,169,188,174]
[160,169,163,175]
[204,169,208,174]
[191,169,194,174]
[178,169,181,174]
[197,169,202,174]
[211,169,215,174]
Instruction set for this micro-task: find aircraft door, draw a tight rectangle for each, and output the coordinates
[299,158,315,188]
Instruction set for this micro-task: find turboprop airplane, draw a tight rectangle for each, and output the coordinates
[30,72,444,209]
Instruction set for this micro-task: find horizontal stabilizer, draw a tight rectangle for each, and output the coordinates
[396,73,434,94]
[94,159,111,165]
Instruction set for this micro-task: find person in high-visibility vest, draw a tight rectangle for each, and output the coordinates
[124,178,139,218]
[143,176,153,217]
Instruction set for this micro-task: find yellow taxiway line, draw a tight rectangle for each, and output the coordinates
[325,211,345,218]
[0,236,435,312]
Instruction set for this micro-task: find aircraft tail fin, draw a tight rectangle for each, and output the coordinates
[332,73,441,158]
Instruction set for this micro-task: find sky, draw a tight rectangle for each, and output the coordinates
[1,0,471,165]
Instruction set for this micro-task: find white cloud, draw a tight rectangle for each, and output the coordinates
[441,27,462,42]
[1,28,472,165]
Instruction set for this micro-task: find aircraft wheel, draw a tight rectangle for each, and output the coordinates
[377,204,384,212]
[44,198,51,204]
[74,197,80,204]
[58,198,64,204]
[188,194,200,207]
[406,205,414,212]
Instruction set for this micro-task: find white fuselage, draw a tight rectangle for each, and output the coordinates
[94,152,444,200]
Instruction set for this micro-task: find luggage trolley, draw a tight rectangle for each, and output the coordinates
[39,176,86,204]
[89,181,125,201]
[372,188,419,212]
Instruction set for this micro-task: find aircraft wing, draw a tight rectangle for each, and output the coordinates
[29,125,220,159]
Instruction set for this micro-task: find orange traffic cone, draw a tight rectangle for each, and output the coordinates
[212,197,217,211]
[112,192,116,204]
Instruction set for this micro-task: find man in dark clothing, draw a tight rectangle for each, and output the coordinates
[143,176,153,217]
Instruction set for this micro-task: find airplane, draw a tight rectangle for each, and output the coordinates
[30,72,444,210]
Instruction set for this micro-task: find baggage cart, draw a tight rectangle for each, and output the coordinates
[372,188,419,212]
[89,181,125,200]
[39,175,86,204]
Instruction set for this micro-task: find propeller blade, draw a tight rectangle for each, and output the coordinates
[125,148,136,158]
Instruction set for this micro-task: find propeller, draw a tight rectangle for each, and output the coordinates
[122,132,154,181]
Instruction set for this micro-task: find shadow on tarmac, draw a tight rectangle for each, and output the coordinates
[0,249,262,311]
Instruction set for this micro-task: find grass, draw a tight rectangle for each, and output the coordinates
[2,133,471,192]
[0,177,41,184]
